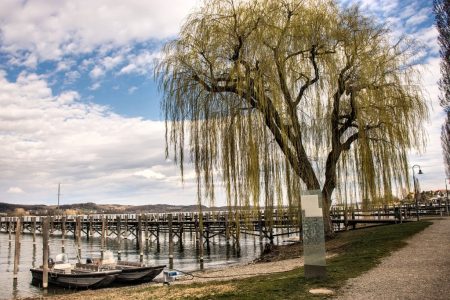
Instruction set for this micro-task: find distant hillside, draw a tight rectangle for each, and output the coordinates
[0,202,213,215]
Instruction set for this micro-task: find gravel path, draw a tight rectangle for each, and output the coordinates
[336,217,450,300]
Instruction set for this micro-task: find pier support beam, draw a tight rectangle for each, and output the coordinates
[13,218,22,280]
[116,215,122,261]
[42,217,49,289]
[168,214,174,268]
[138,215,143,262]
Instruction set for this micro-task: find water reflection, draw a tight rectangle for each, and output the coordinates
[0,226,275,299]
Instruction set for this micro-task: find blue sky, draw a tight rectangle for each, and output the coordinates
[0,0,444,206]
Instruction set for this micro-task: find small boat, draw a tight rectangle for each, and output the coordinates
[88,251,165,284]
[30,253,121,289]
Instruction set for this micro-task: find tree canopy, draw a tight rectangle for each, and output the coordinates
[434,0,450,177]
[157,0,428,234]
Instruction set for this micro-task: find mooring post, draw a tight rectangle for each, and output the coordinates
[49,215,53,236]
[194,214,199,248]
[116,215,122,260]
[138,214,143,262]
[205,225,210,251]
[179,215,184,247]
[61,215,66,253]
[258,211,263,243]
[42,217,49,289]
[144,214,149,245]
[32,216,36,245]
[13,217,22,280]
[136,215,140,250]
[168,213,174,268]
[8,219,12,242]
[124,215,128,239]
[105,215,109,238]
[199,214,204,264]
[76,216,81,260]
[87,215,92,241]
[235,212,241,252]
[101,215,106,260]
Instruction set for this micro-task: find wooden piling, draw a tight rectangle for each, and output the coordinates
[144,214,149,245]
[13,218,22,280]
[49,216,53,236]
[32,216,36,245]
[76,216,81,261]
[61,216,66,253]
[179,217,184,247]
[42,217,49,289]
[8,219,12,241]
[124,215,128,239]
[199,214,204,263]
[258,211,263,243]
[91,215,95,236]
[105,215,109,239]
[235,212,241,247]
[168,214,174,268]
[138,214,143,262]
[156,224,160,248]
[116,215,122,260]
[101,215,106,260]
[225,213,230,243]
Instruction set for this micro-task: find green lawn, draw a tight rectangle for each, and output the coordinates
[166,221,431,299]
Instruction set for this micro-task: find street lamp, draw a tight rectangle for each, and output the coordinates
[412,165,423,221]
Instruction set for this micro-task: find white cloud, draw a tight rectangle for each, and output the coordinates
[128,86,138,94]
[89,82,101,90]
[0,0,200,63]
[0,71,197,205]
[119,50,161,76]
[119,64,137,75]
[101,55,124,71]
[64,70,81,85]
[134,169,166,180]
[89,65,105,79]
[7,187,24,194]
[56,91,79,105]
[405,8,430,27]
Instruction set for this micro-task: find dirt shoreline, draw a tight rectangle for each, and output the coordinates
[41,240,346,300]
[38,251,307,300]
[164,256,306,285]
[36,231,353,300]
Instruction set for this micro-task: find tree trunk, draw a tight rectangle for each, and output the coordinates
[321,192,335,238]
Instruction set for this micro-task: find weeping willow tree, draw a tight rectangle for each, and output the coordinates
[157,0,428,236]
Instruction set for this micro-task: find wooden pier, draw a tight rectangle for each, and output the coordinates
[1,203,448,245]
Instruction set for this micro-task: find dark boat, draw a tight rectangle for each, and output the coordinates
[30,254,121,289]
[89,251,165,284]
[114,261,166,283]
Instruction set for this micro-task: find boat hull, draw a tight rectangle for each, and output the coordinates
[30,268,121,289]
[114,265,165,283]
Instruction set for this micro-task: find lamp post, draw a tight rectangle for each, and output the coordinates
[412,165,423,221]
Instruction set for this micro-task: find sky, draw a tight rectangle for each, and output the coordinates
[0,0,445,206]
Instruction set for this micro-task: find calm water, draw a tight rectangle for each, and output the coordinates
[0,226,289,299]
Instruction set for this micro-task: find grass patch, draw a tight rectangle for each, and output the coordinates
[166,221,431,299]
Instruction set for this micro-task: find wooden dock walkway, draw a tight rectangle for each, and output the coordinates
[1,203,448,244]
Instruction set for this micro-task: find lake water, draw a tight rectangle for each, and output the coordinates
[0,227,287,299]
